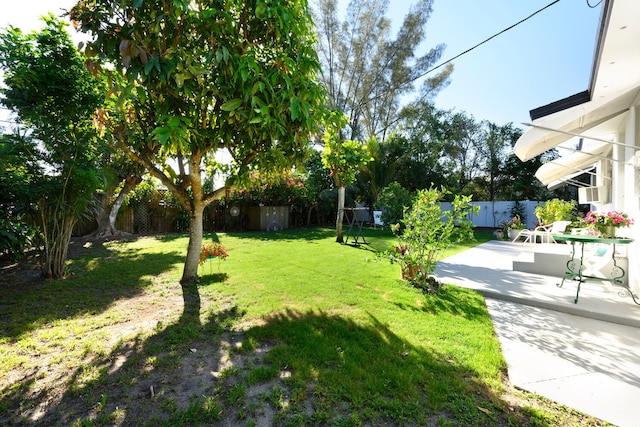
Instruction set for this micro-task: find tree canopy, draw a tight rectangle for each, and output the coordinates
[0,16,104,277]
[70,0,327,284]
[313,0,451,142]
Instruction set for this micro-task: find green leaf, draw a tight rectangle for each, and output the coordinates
[144,58,156,74]
[249,117,262,124]
[151,126,171,145]
[135,86,147,104]
[256,2,268,17]
[167,116,182,127]
[133,0,143,8]
[220,99,243,112]
[289,101,299,121]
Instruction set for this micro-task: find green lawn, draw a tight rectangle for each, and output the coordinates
[0,228,608,426]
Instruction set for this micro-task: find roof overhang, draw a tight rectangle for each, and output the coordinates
[547,166,595,191]
[535,143,611,186]
[514,0,640,162]
[515,87,637,161]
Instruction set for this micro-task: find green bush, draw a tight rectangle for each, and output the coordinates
[376,182,413,226]
[0,218,35,260]
[534,198,576,225]
[386,187,478,292]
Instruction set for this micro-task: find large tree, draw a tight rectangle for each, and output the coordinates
[0,16,103,278]
[313,0,451,142]
[71,0,326,286]
[90,140,146,238]
[502,149,560,201]
[392,100,452,191]
[441,111,484,195]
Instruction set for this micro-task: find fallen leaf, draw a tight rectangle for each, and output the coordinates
[477,406,491,415]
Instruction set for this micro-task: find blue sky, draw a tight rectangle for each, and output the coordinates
[1,0,603,130]
[419,0,603,128]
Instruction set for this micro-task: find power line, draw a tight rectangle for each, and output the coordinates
[359,0,563,115]
[586,0,603,8]
[415,0,561,84]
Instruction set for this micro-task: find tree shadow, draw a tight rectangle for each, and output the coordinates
[239,310,540,425]
[2,299,245,426]
[0,241,184,340]
[3,302,578,426]
[154,232,191,243]
[180,273,229,325]
[390,285,491,321]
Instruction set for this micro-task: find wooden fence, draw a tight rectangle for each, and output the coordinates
[72,202,293,236]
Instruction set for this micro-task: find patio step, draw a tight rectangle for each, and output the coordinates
[512,244,629,285]
[512,248,571,277]
[436,241,640,329]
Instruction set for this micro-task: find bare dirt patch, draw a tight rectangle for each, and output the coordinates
[0,236,294,426]
[0,236,613,426]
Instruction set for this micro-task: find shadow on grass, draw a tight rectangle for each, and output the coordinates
[390,285,490,320]
[4,299,568,426]
[243,310,535,426]
[2,278,243,426]
[0,243,184,341]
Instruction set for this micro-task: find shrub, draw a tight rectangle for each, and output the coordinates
[386,187,478,293]
[534,198,576,225]
[0,219,36,261]
[376,182,413,226]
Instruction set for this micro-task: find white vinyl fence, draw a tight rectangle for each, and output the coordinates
[440,201,543,229]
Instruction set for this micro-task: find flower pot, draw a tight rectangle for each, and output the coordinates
[401,263,418,280]
[599,225,617,238]
[507,229,521,241]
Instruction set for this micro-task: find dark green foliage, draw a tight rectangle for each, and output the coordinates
[376,182,413,226]
[0,134,39,259]
[0,17,104,275]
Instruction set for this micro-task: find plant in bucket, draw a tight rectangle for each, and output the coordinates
[583,211,634,238]
[502,215,525,240]
[199,242,229,274]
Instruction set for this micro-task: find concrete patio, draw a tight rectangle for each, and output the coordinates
[435,240,640,427]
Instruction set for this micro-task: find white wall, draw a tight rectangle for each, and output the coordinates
[623,106,640,294]
[593,106,640,295]
[440,201,542,229]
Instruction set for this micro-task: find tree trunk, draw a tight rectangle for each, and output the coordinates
[306,203,317,226]
[39,203,76,279]
[90,176,141,237]
[335,186,345,243]
[182,203,204,284]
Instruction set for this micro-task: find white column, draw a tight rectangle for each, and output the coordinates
[624,106,640,294]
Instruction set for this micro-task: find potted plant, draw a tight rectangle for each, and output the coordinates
[506,215,525,240]
[199,242,229,273]
[583,211,634,237]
